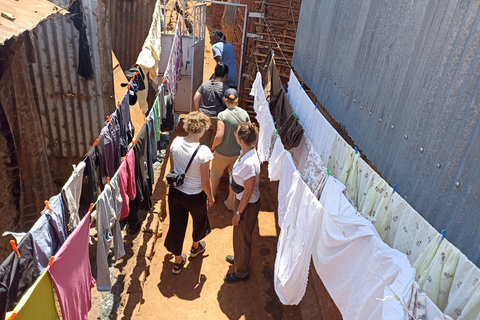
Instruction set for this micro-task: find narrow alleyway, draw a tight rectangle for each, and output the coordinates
[126,148,320,320]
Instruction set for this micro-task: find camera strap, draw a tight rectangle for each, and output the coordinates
[185,144,202,175]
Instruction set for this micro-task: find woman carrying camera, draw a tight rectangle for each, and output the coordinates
[224,122,261,283]
[164,111,215,275]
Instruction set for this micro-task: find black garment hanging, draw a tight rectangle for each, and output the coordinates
[84,135,107,207]
[279,113,304,149]
[118,93,135,156]
[269,88,293,130]
[0,233,38,317]
[68,0,94,80]
[128,126,153,233]
[160,90,175,132]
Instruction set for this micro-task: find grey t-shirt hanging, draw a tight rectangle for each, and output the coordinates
[198,80,228,117]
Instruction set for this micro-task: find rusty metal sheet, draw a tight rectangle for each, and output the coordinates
[293,0,480,265]
[29,0,115,157]
[0,0,65,45]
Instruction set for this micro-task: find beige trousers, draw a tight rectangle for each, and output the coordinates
[210,151,238,211]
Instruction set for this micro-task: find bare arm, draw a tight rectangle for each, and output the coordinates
[232,176,255,226]
[211,120,225,151]
[193,91,201,111]
[200,161,214,207]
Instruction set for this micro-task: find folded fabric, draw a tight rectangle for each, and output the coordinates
[5,270,59,320]
[48,211,95,320]
[62,161,86,231]
[0,233,37,317]
[96,174,124,291]
[274,172,320,305]
[414,235,461,311]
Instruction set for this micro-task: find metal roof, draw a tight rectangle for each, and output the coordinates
[0,0,65,45]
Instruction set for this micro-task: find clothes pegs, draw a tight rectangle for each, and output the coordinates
[275,128,279,135]
[145,118,148,124]
[355,147,358,154]
[106,116,113,125]
[93,139,99,147]
[292,112,297,118]
[327,168,331,176]
[281,86,285,91]
[107,177,111,186]
[117,101,120,108]
[315,102,319,110]
[392,184,397,194]
[48,256,55,267]
[441,229,446,241]
[88,203,94,213]
[300,82,304,88]
[127,83,131,89]
[44,201,53,215]
[10,240,21,258]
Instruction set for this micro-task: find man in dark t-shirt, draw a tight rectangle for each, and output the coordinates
[194,62,229,147]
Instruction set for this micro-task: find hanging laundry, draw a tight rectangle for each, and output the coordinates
[118,148,136,219]
[62,161,86,231]
[164,18,183,96]
[152,94,162,141]
[357,171,389,217]
[250,72,267,115]
[261,51,283,102]
[327,134,349,178]
[160,89,175,132]
[312,193,416,319]
[338,147,358,198]
[268,137,297,227]
[406,282,454,320]
[102,110,122,178]
[68,0,93,80]
[48,211,95,320]
[128,126,153,233]
[147,109,157,182]
[274,172,320,305]
[278,112,304,149]
[0,233,37,317]
[83,135,107,205]
[391,203,439,265]
[301,140,328,199]
[286,69,336,164]
[5,270,59,320]
[136,0,163,81]
[256,100,276,163]
[355,157,377,212]
[118,90,135,156]
[443,253,480,319]
[288,136,310,175]
[96,174,124,291]
[30,194,67,273]
[269,88,293,131]
[414,235,461,311]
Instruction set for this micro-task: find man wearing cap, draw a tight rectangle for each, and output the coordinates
[210,30,237,89]
[194,62,229,147]
[210,88,250,211]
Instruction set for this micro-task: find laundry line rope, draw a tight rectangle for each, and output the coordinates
[262,17,292,70]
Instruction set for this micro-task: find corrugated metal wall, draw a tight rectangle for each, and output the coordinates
[32,0,115,157]
[106,0,157,70]
[293,0,480,265]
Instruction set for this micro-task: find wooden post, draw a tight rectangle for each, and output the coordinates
[221,0,240,43]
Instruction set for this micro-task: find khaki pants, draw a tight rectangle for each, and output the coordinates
[199,117,218,148]
[211,151,238,210]
[233,198,261,278]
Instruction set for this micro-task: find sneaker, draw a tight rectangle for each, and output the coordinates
[172,254,186,275]
[225,255,234,264]
[189,241,206,258]
[224,272,248,283]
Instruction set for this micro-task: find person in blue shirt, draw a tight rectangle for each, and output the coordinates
[210,30,238,89]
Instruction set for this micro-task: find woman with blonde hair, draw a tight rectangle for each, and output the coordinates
[164,111,215,274]
[224,122,260,283]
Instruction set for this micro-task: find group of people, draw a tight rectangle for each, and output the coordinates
[163,30,261,283]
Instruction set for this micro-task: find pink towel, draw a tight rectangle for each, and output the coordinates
[48,211,95,320]
[119,148,136,218]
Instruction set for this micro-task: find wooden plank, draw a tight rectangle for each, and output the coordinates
[254,1,300,10]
